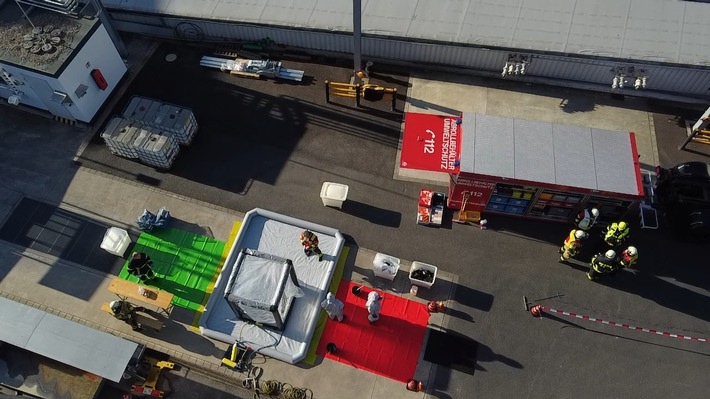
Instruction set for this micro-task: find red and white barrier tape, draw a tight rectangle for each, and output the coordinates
[531,305,708,343]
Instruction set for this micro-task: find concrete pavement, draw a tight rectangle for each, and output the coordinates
[1,36,710,399]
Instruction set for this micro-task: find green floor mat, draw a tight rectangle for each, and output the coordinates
[119,228,226,311]
[302,246,350,365]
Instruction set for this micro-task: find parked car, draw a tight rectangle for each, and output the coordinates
[654,162,710,238]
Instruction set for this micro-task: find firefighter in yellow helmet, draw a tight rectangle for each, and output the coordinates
[602,221,630,247]
[559,229,589,262]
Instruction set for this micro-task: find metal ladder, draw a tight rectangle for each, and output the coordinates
[0,69,20,93]
[639,171,659,229]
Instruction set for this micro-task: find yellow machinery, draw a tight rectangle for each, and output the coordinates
[221,342,252,371]
[130,355,174,398]
[324,80,398,111]
[679,106,710,149]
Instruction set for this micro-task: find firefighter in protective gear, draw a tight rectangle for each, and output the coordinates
[366,291,383,323]
[321,292,345,322]
[587,250,618,280]
[559,229,589,262]
[128,252,156,283]
[110,300,146,331]
[300,230,323,261]
[618,246,638,268]
[575,208,600,231]
[603,221,630,246]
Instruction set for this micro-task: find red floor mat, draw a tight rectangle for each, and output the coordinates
[316,281,430,382]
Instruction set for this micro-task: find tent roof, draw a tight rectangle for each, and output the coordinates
[459,113,644,197]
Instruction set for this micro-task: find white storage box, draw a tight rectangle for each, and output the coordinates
[320,182,349,208]
[372,253,400,281]
[100,227,131,257]
[122,96,198,146]
[409,261,438,288]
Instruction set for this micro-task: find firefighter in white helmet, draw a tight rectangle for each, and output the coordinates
[587,250,618,281]
[109,300,146,331]
[575,208,600,231]
[618,246,639,268]
[559,229,589,262]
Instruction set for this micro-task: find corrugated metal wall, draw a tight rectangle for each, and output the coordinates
[108,11,710,98]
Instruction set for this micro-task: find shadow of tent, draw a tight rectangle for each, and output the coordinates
[165,218,215,238]
[452,284,494,312]
[340,200,401,228]
[153,278,209,310]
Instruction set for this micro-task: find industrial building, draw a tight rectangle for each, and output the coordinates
[0,1,126,123]
[101,0,710,103]
[1,0,709,121]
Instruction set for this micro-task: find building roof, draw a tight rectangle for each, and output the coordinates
[103,0,710,66]
[0,297,138,383]
[0,3,98,75]
[459,113,644,197]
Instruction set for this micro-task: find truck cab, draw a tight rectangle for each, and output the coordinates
[654,162,710,239]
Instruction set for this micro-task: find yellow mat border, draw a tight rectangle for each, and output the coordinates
[190,220,242,330]
[302,245,351,365]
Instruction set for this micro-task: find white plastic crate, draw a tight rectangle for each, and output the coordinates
[372,253,400,281]
[100,227,131,257]
[409,261,438,288]
[320,182,349,208]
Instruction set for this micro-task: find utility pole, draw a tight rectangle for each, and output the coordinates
[353,0,362,82]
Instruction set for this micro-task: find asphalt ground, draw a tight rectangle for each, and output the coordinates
[5,39,710,397]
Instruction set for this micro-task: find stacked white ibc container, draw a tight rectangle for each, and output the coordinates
[135,131,179,170]
[122,96,198,146]
[152,103,198,145]
[122,96,160,122]
[100,117,141,159]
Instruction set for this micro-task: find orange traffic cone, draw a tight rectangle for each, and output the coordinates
[406,379,425,392]
[427,301,438,313]
[436,301,445,311]
[530,305,543,318]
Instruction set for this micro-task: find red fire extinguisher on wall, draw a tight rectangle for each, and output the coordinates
[90,69,108,90]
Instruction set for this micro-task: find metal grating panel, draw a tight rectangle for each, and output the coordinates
[591,128,639,195]
[514,119,555,183]
[552,124,598,190]
[459,112,476,173]
[0,297,138,383]
[474,114,514,178]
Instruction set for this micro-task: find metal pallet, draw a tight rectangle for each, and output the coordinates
[200,55,304,82]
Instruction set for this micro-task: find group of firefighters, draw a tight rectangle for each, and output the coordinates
[559,208,639,281]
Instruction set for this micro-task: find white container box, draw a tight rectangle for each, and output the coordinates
[122,96,198,146]
[320,182,349,208]
[100,227,131,257]
[372,253,400,281]
[409,261,438,288]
